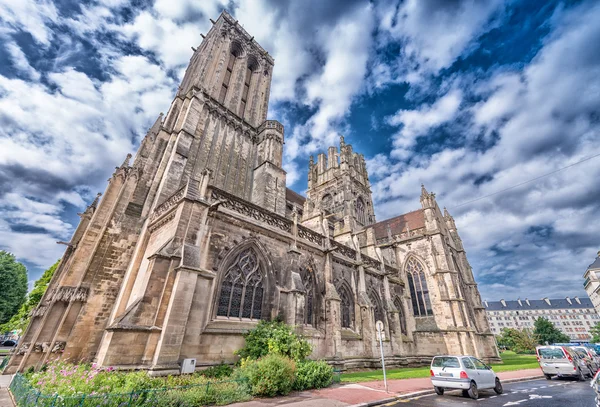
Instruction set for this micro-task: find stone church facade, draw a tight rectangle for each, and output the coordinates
[7,11,498,375]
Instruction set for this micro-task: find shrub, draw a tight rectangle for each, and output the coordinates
[236,320,312,362]
[237,354,296,397]
[155,381,251,406]
[200,363,234,379]
[293,360,333,391]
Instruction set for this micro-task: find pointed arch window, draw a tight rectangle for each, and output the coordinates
[369,288,385,325]
[302,270,315,326]
[338,284,354,328]
[321,194,333,212]
[406,257,432,317]
[393,296,407,335]
[355,197,366,225]
[217,248,264,320]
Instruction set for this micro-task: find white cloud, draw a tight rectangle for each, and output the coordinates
[387,89,463,159]
[369,0,600,300]
[3,41,41,81]
[0,0,58,45]
[373,0,504,85]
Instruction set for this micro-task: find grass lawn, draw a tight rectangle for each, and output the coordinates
[0,349,10,355]
[341,351,538,383]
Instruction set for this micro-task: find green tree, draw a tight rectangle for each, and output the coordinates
[497,328,538,353]
[534,317,570,345]
[0,251,28,325]
[590,322,600,343]
[1,261,58,333]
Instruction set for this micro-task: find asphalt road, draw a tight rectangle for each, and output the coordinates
[391,378,597,407]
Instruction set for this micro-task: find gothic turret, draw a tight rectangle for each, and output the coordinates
[303,135,375,238]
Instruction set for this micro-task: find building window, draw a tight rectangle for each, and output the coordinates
[239,65,253,117]
[355,197,366,224]
[369,289,385,325]
[217,248,264,320]
[406,257,432,317]
[394,296,407,335]
[338,283,354,329]
[321,194,333,212]
[219,49,238,104]
[302,269,315,327]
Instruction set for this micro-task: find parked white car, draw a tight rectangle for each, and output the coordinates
[430,355,503,399]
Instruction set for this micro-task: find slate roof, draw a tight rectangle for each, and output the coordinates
[371,209,425,240]
[484,298,594,311]
[588,254,600,270]
[286,188,306,206]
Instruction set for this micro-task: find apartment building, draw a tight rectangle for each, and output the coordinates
[584,252,600,314]
[484,297,599,342]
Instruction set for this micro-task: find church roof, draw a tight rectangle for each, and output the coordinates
[286,188,306,206]
[484,298,594,311]
[588,253,600,270]
[372,209,425,240]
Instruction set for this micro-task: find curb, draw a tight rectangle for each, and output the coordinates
[347,375,544,407]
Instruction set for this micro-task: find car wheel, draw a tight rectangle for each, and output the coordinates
[578,368,586,381]
[494,378,503,394]
[544,374,552,380]
[468,381,478,399]
[434,386,444,395]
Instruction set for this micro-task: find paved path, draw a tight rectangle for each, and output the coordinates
[231,369,544,407]
[390,377,597,406]
[0,374,14,407]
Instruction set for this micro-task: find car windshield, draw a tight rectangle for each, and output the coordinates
[432,357,460,368]
[538,348,565,359]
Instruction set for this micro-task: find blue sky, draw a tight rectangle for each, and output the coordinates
[0,0,599,301]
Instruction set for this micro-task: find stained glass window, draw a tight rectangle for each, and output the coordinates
[338,284,353,328]
[406,257,432,317]
[217,248,265,320]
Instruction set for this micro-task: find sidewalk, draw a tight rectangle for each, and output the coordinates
[230,368,544,407]
[0,374,14,407]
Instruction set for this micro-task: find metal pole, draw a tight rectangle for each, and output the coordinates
[377,323,388,393]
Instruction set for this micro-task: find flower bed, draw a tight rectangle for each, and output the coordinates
[10,321,334,406]
[11,362,250,407]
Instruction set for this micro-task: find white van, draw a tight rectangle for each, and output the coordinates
[430,355,503,399]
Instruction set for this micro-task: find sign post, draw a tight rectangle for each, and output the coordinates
[376,320,388,393]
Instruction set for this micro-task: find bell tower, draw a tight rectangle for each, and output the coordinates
[302,136,376,237]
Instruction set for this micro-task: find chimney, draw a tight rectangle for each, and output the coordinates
[575,296,581,304]
[543,297,551,306]
[500,299,506,307]
[517,298,522,307]
[566,297,572,305]
[525,298,530,306]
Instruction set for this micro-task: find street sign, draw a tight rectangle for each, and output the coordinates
[376,320,385,340]
[375,320,388,393]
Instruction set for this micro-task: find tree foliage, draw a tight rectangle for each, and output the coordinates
[496,328,538,353]
[590,322,600,343]
[0,251,28,325]
[0,260,58,333]
[235,320,312,362]
[534,317,570,345]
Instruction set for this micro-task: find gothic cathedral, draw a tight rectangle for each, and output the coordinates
[7,11,498,374]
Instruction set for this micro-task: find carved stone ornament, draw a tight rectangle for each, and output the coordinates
[17,343,30,355]
[52,286,89,302]
[51,342,66,353]
[33,343,43,353]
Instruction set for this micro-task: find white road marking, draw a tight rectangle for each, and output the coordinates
[502,393,553,406]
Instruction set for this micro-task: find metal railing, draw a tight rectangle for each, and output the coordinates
[9,373,250,407]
